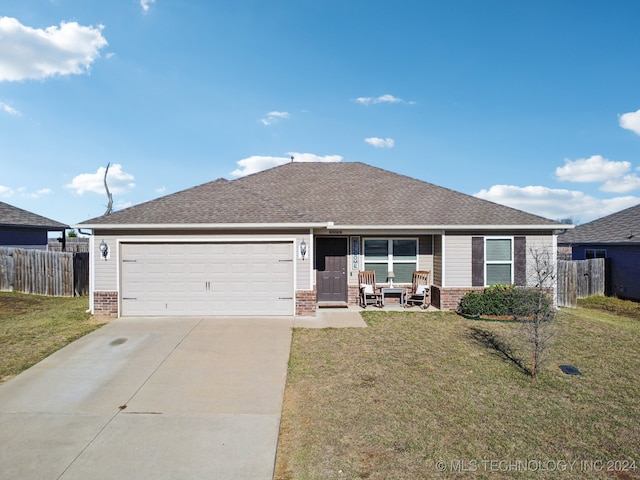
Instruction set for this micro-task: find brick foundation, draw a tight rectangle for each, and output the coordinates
[93,291,119,317]
[348,285,360,305]
[296,290,317,317]
[431,286,483,311]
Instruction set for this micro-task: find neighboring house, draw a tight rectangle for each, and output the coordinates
[75,162,567,317]
[558,203,640,301]
[0,201,69,250]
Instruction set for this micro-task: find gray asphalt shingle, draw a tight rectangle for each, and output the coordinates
[0,201,68,229]
[79,162,562,227]
[558,203,640,244]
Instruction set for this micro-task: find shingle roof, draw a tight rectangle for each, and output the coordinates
[78,162,562,228]
[558,202,640,245]
[79,178,313,225]
[0,201,68,229]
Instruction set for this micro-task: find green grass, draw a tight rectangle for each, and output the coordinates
[578,295,640,321]
[275,304,640,479]
[0,292,106,382]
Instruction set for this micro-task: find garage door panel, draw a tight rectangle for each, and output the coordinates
[147,244,166,256]
[148,263,165,275]
[231,263,249,274]
[168,263,186,274]
[121,242,294,316]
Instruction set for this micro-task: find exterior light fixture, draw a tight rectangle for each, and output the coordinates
[387,271,395,287]
[300,239,307,260]
[99,239,109,260]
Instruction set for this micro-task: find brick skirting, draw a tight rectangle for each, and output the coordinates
[431,286,483,311]
[93,291,118,317]
[95,290,317,317]
[296,289,317,317]
[348,285,360,305]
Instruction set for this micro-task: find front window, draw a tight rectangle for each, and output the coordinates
[585,249,606,259]
[364,238,417,283]
[485,238,513,285]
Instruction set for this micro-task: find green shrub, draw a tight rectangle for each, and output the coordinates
[458,285,551,317]
[458,290,485,316]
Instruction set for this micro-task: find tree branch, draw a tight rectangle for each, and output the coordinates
[103,162,113,216]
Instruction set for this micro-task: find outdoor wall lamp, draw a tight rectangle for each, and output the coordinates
[300,239,307,260]
[99,239,109,260]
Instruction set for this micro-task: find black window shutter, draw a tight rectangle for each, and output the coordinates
[472,237,484,287]
[514,236,526,286]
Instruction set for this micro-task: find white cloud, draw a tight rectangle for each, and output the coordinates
[0,17,108,82]
[155,186,166,194]
[555,155,631,183]
[353,94,415,106]
[0,185,14,197]
[116,199,132,210]
[140,0,156,13]
[25,188,53,199]
[231,152,342,177]
[260,111,289,126]
[364,137,394,148]
[601,174,640,193]
[0,101,20,116]
[474,184,640,223]
[0,186,53,199]
[65,164,135,195]
[619,109,640,135]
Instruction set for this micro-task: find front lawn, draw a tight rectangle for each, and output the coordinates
[275,307,640,479]
[0,292,106,383]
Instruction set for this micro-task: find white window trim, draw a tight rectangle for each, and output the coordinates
[363,237,418,284]
[484,236,514,286]
[585,248,606,259]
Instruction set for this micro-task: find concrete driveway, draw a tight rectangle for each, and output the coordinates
[0,316,294,480]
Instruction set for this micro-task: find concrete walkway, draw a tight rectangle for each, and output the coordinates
[0,316,295,480]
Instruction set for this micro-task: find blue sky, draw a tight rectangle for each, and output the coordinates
[2,0,640,227]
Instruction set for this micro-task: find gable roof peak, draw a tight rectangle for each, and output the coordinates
[0,201,68,229]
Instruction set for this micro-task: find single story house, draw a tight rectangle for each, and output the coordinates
[0,201,69,250]
[558,203,640,301]
[76,162,567,317]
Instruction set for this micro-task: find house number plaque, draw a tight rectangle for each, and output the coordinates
[351,236,360,270]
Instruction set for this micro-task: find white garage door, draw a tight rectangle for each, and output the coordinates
[120,242,294,316]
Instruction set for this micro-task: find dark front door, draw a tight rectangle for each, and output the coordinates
[316,237,348,303]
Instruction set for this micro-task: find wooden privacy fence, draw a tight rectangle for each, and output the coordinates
[557,258,605,308]
[0,248,89,297]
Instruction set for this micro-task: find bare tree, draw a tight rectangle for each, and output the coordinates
[521,247,557,379]
[103,162,113,216]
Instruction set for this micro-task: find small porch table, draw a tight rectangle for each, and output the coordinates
[380,287,406,307]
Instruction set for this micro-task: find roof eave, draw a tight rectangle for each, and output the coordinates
[329,224,571,231]
[74,222,571,231]
[1,223,68,229]
[73,222,330,230]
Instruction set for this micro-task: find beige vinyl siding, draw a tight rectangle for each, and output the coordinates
[295,233,312,290]
[433,235,443,286]
[418,235,434,281]
[524,234,554,287]
[93,234,119,291]
[443,234,472,287]
[442,232,555,288]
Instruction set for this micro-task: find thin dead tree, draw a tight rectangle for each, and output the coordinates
[521,247,557,379]
[103,162,113,216]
